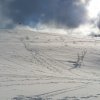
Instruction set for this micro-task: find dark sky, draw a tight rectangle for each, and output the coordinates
[0,0,89,29]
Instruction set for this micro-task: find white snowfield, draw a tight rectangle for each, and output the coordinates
[0,29,100,100]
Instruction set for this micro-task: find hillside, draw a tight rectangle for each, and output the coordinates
[0,29,100,100]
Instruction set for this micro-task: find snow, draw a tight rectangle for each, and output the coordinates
[0,29,100,100]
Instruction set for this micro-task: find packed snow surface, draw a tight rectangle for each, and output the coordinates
[0,29,100,100]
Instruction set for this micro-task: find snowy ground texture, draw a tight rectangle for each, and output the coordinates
[0,29,100,100]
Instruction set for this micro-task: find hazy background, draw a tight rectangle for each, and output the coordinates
[0,0,100,35]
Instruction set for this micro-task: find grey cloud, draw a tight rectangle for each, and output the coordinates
[97,14,100,30]
[0,0,88,28]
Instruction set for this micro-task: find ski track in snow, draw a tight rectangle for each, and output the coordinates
[0,29,100,100]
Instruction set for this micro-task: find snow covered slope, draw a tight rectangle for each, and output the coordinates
[0,29,100,100]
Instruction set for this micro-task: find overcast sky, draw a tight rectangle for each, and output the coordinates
[0,0,100,34]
